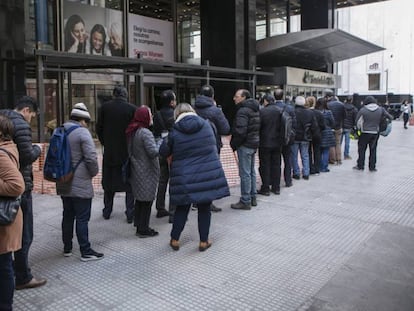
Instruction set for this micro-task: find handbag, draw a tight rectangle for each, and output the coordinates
[0,195,21,226]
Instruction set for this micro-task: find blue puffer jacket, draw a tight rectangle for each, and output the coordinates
[159,113,230,205]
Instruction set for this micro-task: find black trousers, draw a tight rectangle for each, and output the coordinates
[309,141,321,174]
[281,144,292,185]
[259,146,282,191]
[357,133,379,170]
[134,201,153,232]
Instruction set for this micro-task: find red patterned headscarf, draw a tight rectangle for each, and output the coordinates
[125,106,151,138]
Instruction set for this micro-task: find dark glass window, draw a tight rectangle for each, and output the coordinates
[368,73,380,91]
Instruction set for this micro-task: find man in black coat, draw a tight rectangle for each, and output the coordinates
[274,89,295,187]
[96,86,136,222]
[194,85,230,212]
[258,93,283,195]
[153,90,176,220]
[0,96,46,289]
[230,89,260,210]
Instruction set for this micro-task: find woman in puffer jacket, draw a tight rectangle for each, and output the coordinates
[0,115,25,310]
[160,103,229,252]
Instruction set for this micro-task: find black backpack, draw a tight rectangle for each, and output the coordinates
[280,107,295,145]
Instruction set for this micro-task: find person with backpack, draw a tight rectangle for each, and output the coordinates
[274,89,296,188]
[153,90,176,221]
[96,85,136,223]
[257,94,283,196]
[353,96,393,172]
[194,85,230,211]
[56,103,103,261]
[0,96,46,290]
[342,96,358,160]
[306,96,324,175]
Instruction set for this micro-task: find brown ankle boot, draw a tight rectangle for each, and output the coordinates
[170,239,179,251]
[199,240,212,252]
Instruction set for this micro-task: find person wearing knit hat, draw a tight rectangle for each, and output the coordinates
[70,103,91,122]
[57,102,103,261]
[353,96,393,172]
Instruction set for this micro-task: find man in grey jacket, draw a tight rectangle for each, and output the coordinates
[56,103,103,261]
[353,96,393,172]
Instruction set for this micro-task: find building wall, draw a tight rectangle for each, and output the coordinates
[337,0,414,100]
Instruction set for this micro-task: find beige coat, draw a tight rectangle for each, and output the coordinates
[0,141,25,254]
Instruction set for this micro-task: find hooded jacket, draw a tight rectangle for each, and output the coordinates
[0,141,25,254]
[230,98,260,151]
[56,121,99,198]
[356,104,393,134]
[159,113,229,205]
[194,95,230,151]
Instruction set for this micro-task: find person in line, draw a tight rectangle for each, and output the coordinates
[0,96,46,290]
[125,106,160,238]
[160,103,229,251]
[230,89,260,210]
[257,93,283,195]
[291,96,319,180]
[306,96,324,175]
[88,24,111,56]
[325,90,345,165]
[0,115,25,310]
[96,86,136,222]
[57,103,103,261]
[108,22,124,57]
[342,95,358,159]
[315,98,336,173]
[354,96,393,172]
[401,100,411,129]
[64,14,88,53]
[193,84,230,211]
[274,89,295,187]
[153,90,176,220]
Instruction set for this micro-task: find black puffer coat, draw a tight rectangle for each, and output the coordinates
[230,99,260,151]
[343,103,357,130]
[0,110,41,192]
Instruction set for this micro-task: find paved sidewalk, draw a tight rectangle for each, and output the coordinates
[13,121,414,310]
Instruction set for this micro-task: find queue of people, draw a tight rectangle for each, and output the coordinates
[0,86,401,310]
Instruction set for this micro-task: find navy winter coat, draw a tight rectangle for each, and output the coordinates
[159,113,229,205]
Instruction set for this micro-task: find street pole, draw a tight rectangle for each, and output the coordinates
[385,69,389,103]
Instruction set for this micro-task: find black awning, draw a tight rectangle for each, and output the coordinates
[256,29,384,70]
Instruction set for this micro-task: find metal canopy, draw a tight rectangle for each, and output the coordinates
[256,28,384,70]
[34,50,272,79]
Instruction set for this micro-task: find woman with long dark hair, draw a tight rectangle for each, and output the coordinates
[89,24,111,56]
[64,14,88,53]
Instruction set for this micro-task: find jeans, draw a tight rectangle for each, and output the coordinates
[258,147,281,191]
[357,133,379,170]
[61,197,92,255]
[171,203,211,242]
[341,129,351,157]
[291,141,310,177]
[237,146,257,205]
[103,190,135,220]
[320,147,330,172]
[330,129,343,162]
[0,252,14,311]
[14,191,33,286]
